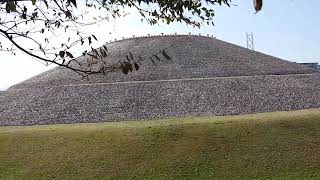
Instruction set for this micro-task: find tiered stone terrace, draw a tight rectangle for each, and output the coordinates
[1,35,319,126]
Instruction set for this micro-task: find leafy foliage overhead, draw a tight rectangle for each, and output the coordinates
[0,0,261,76]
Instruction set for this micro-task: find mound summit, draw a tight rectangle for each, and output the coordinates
[1,35,320,126]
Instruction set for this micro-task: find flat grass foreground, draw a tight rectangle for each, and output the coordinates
[1,109,320,179]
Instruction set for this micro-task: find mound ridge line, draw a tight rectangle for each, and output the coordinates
[36,73,320,88]
[6,73,316,91]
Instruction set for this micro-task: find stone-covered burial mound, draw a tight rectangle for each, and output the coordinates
[1,35,320,126]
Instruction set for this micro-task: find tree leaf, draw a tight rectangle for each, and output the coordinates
[68,0,77,7]
[65,10,72,18]
[92,35,98,41]
[21,13,27,19]
[42,0,48,8]
[154,54,161,61]
[161,50,171,60]
[88,36,92,45]
[122,68,129,75]
[103,45,108,52]
[128,52,133,61]
[6,1,16,13]
[149,57,155,64]
[253,0,262,12]
[66,51,74,58]
[134,63,139,70]
[59,51,65,58]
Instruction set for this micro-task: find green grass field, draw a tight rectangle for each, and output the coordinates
[1,109,320,179]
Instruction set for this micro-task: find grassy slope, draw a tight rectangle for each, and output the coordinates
[1,109,320,179]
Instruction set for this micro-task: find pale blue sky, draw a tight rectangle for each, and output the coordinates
[0,0,319,90]
[212,0,320,63]
[131,0,319,63]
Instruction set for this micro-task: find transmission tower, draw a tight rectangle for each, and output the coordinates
[246,32,255,51]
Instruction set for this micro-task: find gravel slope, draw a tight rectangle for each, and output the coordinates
[1,74,320,126]
[9,35,315,90]
[1,35,319,126]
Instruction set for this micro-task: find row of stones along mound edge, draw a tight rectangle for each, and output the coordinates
[107,34,217,44]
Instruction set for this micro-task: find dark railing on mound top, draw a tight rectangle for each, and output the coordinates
[107,33,217,44]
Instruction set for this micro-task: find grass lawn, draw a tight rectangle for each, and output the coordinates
[1,109,320,179]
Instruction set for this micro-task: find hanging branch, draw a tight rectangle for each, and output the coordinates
[0,0,246,76]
